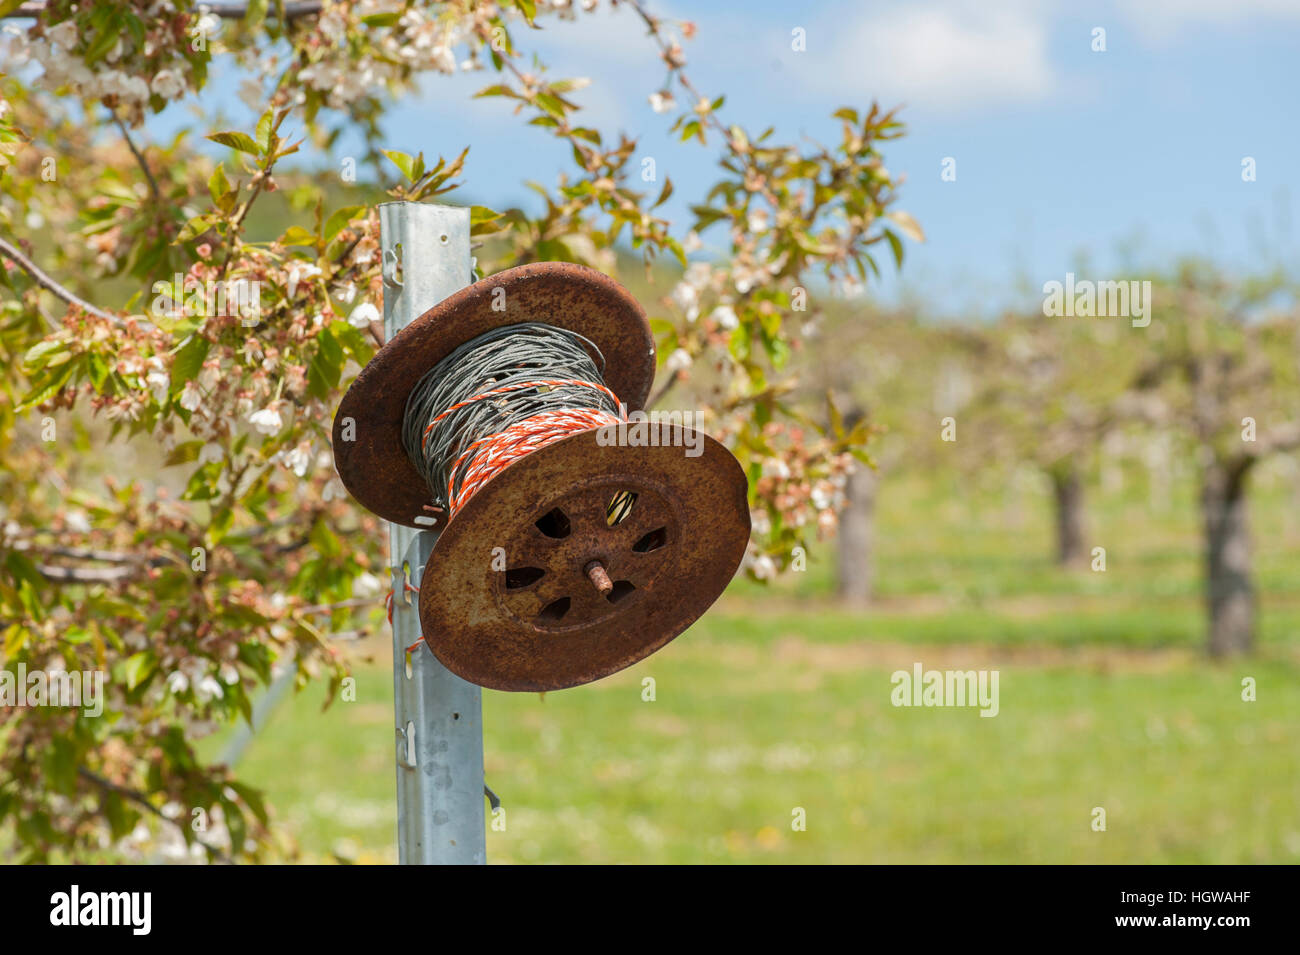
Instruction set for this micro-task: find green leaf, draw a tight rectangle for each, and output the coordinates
[254,110,274,151]
[182,460,223,501]
[84,18,121,64]
[324,205,364,241]
[280,225,318,247]
[18,359,76,411]
[227,780,269,827]
[164,440,204,467]
[690,205,730,232]
[535,92,567,119]
[653,177,674,209]
[307,327,344,399]
[470,204,503,226]
[22,339,68,374]
[383,150,417,181]
[169,335,210,396]
[884,229,905,269]
[123,651,157,691]
[176,213,218,243]
[207,131,261,156]
[208,162,233,208]
[886,210,925,243]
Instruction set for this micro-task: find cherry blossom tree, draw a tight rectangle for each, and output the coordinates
[0,0,914,860]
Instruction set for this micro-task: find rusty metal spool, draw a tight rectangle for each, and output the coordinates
[334,262,657,527]
[333,262,750,691]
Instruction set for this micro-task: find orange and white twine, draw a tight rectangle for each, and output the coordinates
[421,379,624,516]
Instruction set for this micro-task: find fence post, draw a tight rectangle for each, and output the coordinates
[378,201,486,864]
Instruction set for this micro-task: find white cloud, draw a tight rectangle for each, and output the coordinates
[1118,0,1300,41]
[805,1,1056,112]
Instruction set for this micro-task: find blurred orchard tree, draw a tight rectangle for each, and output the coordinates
[956,306,1150,568]
[1135,262,1300,657]
[0,1,915,861]
[798,304,939,603]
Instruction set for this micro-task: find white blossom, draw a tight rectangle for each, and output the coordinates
[765,457,791,480]
[354,571,383,598]
[665,348,692,374]
[150,68,187,100]
[248,405,283,435]
[179,380,203,412]
[48,20,79,51]
[648,90,675,113]
[670,281,698,321]
[146,368,170,404]
[282,443,311,477]
[349,301,380,328]
[749,553,777,580]
[710,304,739,330]
[195,675,224,703]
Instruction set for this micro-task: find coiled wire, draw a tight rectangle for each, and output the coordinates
[402,323,626,516]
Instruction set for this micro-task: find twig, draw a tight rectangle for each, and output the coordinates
[77,768,236,865]
[647,368,682,409]
[8,1,322,19]
[297,596,377,615]
[44,546,156,564]
[36,564,137,583]
[113,113,160,204]
[0,235,115,321]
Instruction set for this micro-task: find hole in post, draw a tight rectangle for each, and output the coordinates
[392,242,404,284]
[439,233,449,245]
[632,526,668,553]
[535,508,571,539]
[505,566,545,589]
[404,720,416,766]
[607,491,637,526]
[606,580,636,604]
[538,597,571,622]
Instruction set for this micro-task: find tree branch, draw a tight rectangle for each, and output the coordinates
[1256,421,1300,458]
[37,564,139,583]
[0,234,115,321]
[113,113,160,204]
[77,768,236,865]
[10,1,322,20]
[647,368,682,409]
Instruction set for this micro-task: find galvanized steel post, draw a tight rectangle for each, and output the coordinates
[379,201,486,864]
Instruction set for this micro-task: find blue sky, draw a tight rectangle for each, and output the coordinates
[168,0,1300,315]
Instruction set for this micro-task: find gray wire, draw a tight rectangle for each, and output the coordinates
[401,323,620,511]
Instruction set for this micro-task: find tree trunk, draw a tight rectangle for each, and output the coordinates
[1202,461,1255,657]
[837,464,876,604]
[1050,465,1086,567]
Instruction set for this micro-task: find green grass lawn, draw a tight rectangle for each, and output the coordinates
[219,465,1300,863]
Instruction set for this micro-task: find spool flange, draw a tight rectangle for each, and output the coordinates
[333,262,655,527]
[417,425,750,691]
